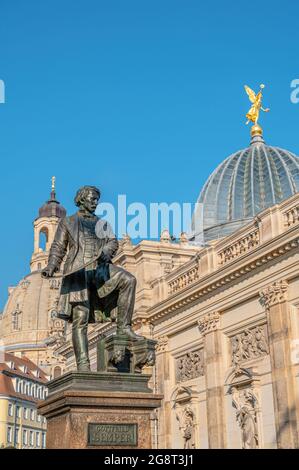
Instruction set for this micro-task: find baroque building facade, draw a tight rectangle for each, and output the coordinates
[1,126,299,448]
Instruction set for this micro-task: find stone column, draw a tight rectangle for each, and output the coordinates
[198,312,226,448]
[260,280,299,448]
[155,335,172,448]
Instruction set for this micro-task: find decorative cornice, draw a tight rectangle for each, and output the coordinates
[132,316,153,328]
[198,312,221,335]
[148,235,299,324]
[259,280,288,309]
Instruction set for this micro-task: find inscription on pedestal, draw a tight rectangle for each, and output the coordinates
[88,423,138,446]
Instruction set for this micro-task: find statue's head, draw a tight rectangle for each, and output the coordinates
[74,186,101,214]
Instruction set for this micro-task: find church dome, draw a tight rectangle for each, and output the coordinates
[38,191,66,219]
[197,126,299,241]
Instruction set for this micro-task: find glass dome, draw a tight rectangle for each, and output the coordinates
[196,127,299,241]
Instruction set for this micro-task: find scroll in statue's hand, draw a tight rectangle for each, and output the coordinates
[41,265,56,278]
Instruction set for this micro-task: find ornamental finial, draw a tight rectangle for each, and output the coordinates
[51,176,56,192]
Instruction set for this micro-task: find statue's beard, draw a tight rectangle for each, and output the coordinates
[79,204,96,215]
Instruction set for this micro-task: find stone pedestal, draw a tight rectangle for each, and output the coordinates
[38,371,163,449]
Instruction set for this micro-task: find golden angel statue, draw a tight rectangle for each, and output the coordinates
[244,84,270,125]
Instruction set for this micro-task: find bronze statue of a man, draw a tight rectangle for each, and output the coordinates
[42,185,142,371]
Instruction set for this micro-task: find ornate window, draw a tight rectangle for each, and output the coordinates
[11,304,22,331]
[53,366,62,378]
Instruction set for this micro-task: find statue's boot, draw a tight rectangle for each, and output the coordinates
[72,305,91,371]
[120,326,144,341]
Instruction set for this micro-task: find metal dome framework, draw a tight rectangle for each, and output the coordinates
[197,134,299,241]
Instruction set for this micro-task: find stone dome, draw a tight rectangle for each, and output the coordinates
[196,126,299,241]
[0,271,66,376]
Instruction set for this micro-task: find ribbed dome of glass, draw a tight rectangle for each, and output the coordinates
[197,128,299,241]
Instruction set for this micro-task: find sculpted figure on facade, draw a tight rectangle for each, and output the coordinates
[176,350,204,383]
[176,404,196,449]
[231,387,259,449]
[231,325,269,365]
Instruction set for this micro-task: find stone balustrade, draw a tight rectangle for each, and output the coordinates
[283,204,299,228]
[165,192,299,296]
[168,264,199,294]
[217,229,260,266]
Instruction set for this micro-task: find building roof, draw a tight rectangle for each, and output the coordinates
[0,352,48,402]
[196,126,299,241]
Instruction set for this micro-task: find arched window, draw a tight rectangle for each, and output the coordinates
[39,227,49,251]
[53,366,62,379]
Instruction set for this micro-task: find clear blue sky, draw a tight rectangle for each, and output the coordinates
[0,0,298,308]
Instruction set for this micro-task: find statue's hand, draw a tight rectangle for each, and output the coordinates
[41,265,56,278]
[99,252,111,264]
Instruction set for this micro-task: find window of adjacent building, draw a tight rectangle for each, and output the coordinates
[42,432,46,449]
[23,430,27,446]
[36,432,40,447]
[30,409,35,421]
[15,427,19,445]
[23,407,28,419]
[8,403,13,416]
[16,406,21,418]
[37,413,41,422]
[7,426,12,444]
[29,431,34,446]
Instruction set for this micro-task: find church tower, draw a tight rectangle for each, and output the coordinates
[30,177,66,272]
[0,177,67,377]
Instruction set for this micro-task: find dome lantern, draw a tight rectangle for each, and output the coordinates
[31,177,66,272]
[38,176,66,219]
